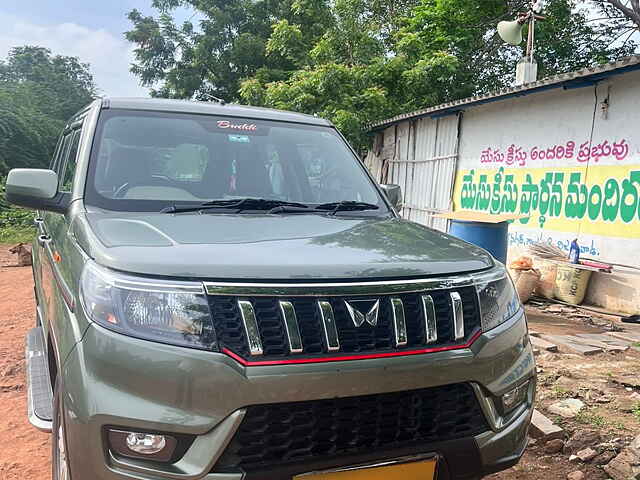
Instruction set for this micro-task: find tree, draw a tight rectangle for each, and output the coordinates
[242,0,634,150]
[396,0,637,100]
[592,0,640,29]
[590,0,640,49]
[0,46,96,175]
[125,0,333,100]
[126,0,638,152]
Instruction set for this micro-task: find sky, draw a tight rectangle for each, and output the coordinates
[0,1,196,97]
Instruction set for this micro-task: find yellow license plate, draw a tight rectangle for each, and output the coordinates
[294,458,437,480]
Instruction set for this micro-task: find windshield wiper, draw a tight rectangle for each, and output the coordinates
[161,198,310,214]
[269,201,381,215]
[315,201,380,216]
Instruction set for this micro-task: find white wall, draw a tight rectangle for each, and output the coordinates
[453,70,640,313]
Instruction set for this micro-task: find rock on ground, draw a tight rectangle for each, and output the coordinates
[564,429,602,454]
[548,398,585,418]
[576,447,597,462]
[604,434,640,480]
[530,409,564,441]
[544,438,565,454]
[593,450,616,465]
[566,471,584,480]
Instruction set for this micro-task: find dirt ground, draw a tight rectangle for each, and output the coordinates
[1,244,639,480]
[0,246,50,479]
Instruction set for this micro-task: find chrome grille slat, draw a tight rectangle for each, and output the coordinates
[237,300,263,356]
[279,301,303,354]
[317,301,340,351]
[390,298,408,347]
[450,291,465,340]
[421,294,438,344]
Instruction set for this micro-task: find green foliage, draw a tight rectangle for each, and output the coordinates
[0,179,35,244]
[633,403,640,421]
[126,0,638,152]
[574,410,607,428]
[552,385,571,398]
[126,0,333,100]
[0,46,96,177]
[0,227,35,245]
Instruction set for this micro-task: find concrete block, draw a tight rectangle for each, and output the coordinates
[530,409,564,441]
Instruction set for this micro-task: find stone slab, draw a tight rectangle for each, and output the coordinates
[607,330,640,344]
[530,409,565,441]
[572,334,629,352]
[530,336,559,352]
[539,335,603,355]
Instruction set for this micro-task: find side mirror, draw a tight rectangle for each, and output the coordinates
[380,184,403,210]
[5,169,69,214]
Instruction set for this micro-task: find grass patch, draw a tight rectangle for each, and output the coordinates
[610,420,627,431]
[575,411,607,428]
[552,386,571,398]
[1,196,36,244]
[0,226,35,244]
[633,342,640,348]
[633,403,640,422]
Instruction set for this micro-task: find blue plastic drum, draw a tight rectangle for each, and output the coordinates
[449,220,509,264]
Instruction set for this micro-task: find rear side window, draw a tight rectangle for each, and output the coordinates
[52,134,72,173]
[59,130,82,192]
[49,136,64,170]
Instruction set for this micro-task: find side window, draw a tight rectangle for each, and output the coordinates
[49,136,64,170]
[59,130,82,192]
[52,134,72,173]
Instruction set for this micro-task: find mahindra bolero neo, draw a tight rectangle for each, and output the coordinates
[6,98,535,480]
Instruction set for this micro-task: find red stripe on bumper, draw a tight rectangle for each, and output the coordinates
[223,329,482,366]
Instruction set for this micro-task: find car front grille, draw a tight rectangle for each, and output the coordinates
[208,286,481,363]
[215,383,489,471]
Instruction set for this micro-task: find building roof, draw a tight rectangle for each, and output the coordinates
[369,55,640,131]
[101,97,333,127]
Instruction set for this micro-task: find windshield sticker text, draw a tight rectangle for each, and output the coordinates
[217,120,258,131]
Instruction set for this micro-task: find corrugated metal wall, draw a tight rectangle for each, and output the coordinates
[366,113,461,231]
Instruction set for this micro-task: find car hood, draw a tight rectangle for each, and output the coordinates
[74,211,494,280]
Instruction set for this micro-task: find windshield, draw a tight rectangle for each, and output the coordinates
[85,109,388,214]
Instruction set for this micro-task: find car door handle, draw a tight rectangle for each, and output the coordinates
[37,235,51,248]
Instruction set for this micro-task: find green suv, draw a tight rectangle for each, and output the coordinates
[6,98,535,480]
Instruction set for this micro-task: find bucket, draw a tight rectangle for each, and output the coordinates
[554,264,592,305]
[449,220,509,263]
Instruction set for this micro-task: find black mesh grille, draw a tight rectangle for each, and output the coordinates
[209,286,481,361]
[215,383,489,471]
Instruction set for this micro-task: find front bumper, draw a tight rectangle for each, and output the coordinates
[61,310,535,480]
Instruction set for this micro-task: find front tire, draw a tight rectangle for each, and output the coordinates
[52,377,71,480]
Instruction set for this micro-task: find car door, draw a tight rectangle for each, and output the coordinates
[33,135,65,325]
[40,124,82,344]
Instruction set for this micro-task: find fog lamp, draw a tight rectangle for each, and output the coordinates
[126,433,166,454]
[108,429,177,462]
[502,381,529,412]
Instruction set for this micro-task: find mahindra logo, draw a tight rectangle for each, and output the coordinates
[217,120,258,131]
[344,299,380,327]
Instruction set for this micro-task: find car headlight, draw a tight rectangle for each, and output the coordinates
[80,261,217,350]
[474,264,522,332]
